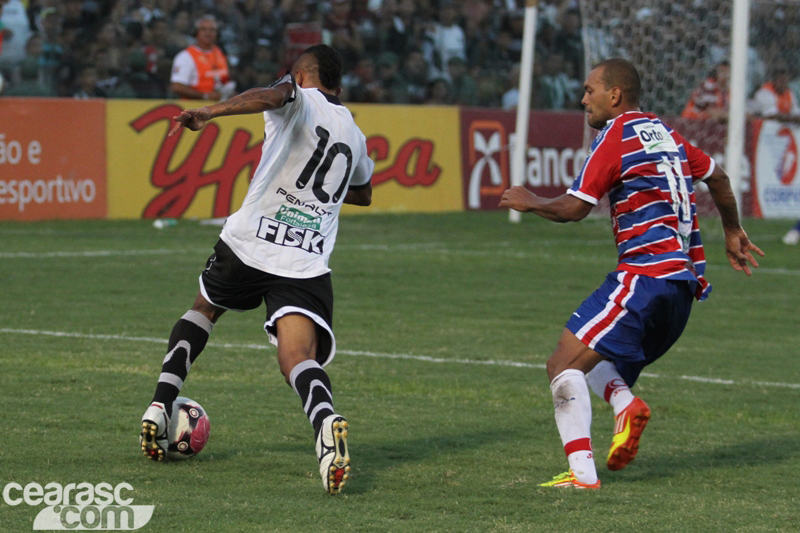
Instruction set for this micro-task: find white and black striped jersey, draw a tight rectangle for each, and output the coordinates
[221,75,373,279]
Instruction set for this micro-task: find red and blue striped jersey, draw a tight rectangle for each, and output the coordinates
[568,111,714,300]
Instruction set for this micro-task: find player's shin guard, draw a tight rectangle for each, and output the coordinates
[550,369,598,485]
[151,310,213,417]
[290,360,335,437]
[586,360,635,416]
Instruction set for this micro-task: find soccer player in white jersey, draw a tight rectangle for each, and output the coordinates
[500,58,764,489]
[139,45,374,495]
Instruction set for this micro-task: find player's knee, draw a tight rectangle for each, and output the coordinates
[546,355,563,382]
[277,348,315,383]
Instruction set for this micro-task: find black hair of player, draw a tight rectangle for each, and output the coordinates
[302,44,343,92]
[594,57,642,107]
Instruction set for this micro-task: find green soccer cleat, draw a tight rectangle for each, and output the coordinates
[539,469,601,490]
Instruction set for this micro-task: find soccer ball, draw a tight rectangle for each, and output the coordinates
[167,397,210,460]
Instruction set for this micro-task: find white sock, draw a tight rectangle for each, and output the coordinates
[550,369,597,484]
[586,361,635,416]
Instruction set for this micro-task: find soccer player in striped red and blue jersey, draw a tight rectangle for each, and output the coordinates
[500,58,764,489]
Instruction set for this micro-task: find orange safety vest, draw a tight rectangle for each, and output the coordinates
[185,45,230,94]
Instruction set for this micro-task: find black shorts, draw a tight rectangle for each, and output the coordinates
[199,240,335,366]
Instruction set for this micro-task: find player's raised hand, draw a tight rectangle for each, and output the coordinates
[168,107,213,136]
[724,228,764,276]
[499,186,536,212]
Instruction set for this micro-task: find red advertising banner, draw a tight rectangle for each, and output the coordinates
[460,109,754,217]
[460,109,587,211]
[0,99,107,220]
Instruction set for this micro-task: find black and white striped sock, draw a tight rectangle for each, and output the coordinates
[152,310,213,417]
[289,360,335,436]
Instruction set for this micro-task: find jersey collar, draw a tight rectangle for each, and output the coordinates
[318,90,343,106]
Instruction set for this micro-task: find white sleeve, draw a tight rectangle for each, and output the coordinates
[170,50,198,86]
[264,73,299,118]
[350,136,374,188]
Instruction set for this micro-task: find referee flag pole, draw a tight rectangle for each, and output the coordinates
[510,0,539,223]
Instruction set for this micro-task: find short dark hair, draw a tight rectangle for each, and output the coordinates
[301,44,343,91]
[594,57,642,107]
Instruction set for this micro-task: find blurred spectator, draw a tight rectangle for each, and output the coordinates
[170,15,233,101]
[283,0,319,24]
[501,63,521,110]
[94,49,121,95]
[323,0,364,71]
[237,39,279,91]
[213,0,247,67]
[382,0,425,62]
[38,7,65,93]
[497,9,523,65]
[113,49,165,99]
[73,65,106,98]
[554,9,582,79]
[243,0,284,51]
[537,52,578,110]
[343,55,381,102]
[92,22,125,74]
[375,50,409,103]
[0,0,32,73]
[446,55,476,105]
[460,0,494,69]
[476,75,501,107]
[402,47,429,104]
[350,0,380,53]
[681,61,730,119]
[749,66,800,120]
[134,0,165,25]
[3,56,55,96]
[172,10,196,49]
[424,76,450,105]
[429,1,466,76]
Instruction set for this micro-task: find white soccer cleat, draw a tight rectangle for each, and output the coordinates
[782,228,800,245]
[316,414,351,495]
[140,402,170,462]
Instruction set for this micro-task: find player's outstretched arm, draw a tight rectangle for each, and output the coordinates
[704,166,764,275]
[499,186,593,222]
[168,83,295,137]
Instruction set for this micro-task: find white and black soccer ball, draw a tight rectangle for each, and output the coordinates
[167,397,210,460]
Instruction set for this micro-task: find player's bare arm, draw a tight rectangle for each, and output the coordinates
[704,165,764,275]
[499,186,594,222]
[343,183,372,206]
[168,83,295,137]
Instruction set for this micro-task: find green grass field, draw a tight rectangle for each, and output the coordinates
[1,213,798,532]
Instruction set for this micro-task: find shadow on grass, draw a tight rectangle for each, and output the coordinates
[254,425,528,494]
[605,434,800,484]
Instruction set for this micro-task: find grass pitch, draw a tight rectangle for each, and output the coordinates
[1,213,798,532]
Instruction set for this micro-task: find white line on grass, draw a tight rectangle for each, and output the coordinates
[5,246,800,277]
[1,327,798,390]
[0,249,185,259]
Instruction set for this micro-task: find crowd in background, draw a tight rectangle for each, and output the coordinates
[0,0,585,109]
[0,0,798,115]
